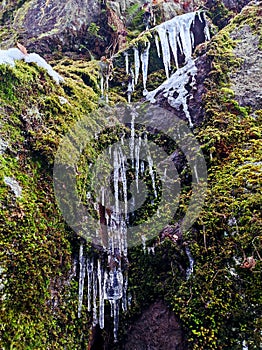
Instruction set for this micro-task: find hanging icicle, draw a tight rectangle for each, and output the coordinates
[127,11,210,92]
[140,42,151,96]
[156,25,171,78]
[78,243,86,318]
[124,52,129,75]
[97,259,105,329]
[133,47,140,85]
[185,246,194,279]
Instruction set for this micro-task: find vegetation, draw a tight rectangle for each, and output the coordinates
[0,1,261,349]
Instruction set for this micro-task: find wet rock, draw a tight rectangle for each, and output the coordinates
[124,300,187,350]
[147,53,212,128]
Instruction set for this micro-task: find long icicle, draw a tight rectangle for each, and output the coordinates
[97,259,105,329]
[78,243,86,318]
[134,47,140,85]
[140,42,151,95]
[157,25,171,78]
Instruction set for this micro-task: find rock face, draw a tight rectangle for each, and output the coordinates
[11,0,101,54]
[124,300,187,350]
[230,25,262,111]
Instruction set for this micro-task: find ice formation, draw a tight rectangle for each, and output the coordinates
[0,48,63,83]
[78,110,160,341]
[140,42,151,96]
[146,59,197,128]
[185,246,195,279]
[129,11,209,89]
[4,176,22,198]
[77,10,210,341]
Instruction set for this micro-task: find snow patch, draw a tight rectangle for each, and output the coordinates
[0,48,63,84]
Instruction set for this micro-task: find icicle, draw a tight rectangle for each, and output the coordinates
[145,135,157,198]
[179,22,193,62]
[100,74,104,97]
[78,243,86,318]
[203,12,211,41]
[122,270,128,312]
[140,42,151,95]
[153,11,198,72]
[105,74,109,103]
[140,160,145,175]
[113,149,119,216]
[104,269,123,301]
[87,258,93,312]
[113,299,120,342]
[135,136,142,192]
[154,34,161,58]
[141,235,146,253]
[193,164,199,183]
[97,259,105,329]
[157,25,171,78]
[131,69,135,91]
[124,52,129,75]
[127,80,133,103]
[118,148,128,220]
[167,25,178,69]
[92,264,98,326]
[185,246,194,279]
[242,340,248,350]
[109,299,114,317]
[147,246,155,255]
[101,186,105,207]
[190,30,195,49]
[134,47,140,85]
[129,112,135,168]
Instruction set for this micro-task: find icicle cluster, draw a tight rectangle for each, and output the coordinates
[123,11,210,104]
[0,48,63,83]
[78,111,160,341]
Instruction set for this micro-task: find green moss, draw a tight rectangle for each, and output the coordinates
[172,5,262,349]
[0,56,118,348]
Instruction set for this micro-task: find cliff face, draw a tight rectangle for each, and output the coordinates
[0,0,248,57]
[0,1,261,350]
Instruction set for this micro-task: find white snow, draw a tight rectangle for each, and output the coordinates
[0,48,63,83]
